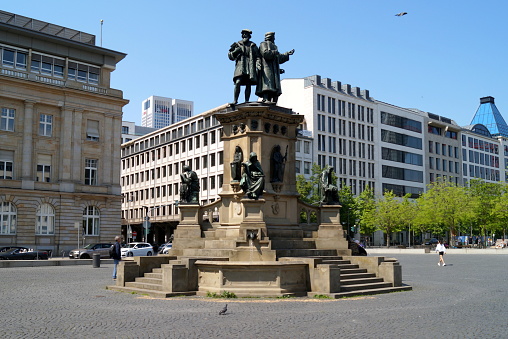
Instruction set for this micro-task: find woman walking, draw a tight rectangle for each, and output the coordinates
[435,240,446,266]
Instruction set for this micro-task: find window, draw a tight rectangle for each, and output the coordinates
[0,202,16,234]
[195,136,200,148]
[0,150,14,179]
[68,61,100,84]
[36,154,51,182]
[218,151,224,165]
[86,120,100,141]
[210,153,216,167]
[201,177,208,190]
[211,131,216,144]
[295,161,301,173]
[381,130,422,149]
[85,159,98,185]
[1,108,15,132]
[304,141,310,154]
[36,203,55,235]
[428,125,442,135]
[39,114,53,137]
[122,126,129,134]
[31,53,65,78]
[202,155,208,168]
[1,46,27,69]
[380,112,422,133]
[296,141,301,152]
[83,206,100,236]
[218,174,223,188]
[304,161,311,174]
[210,176,216,190]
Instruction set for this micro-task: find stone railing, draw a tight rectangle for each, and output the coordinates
[297,199,320,226]
[199,199,222,227]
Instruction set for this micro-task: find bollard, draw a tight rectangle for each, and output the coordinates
[92,253,101,268]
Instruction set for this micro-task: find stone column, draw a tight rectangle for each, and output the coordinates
[21,100,35,180]
[59,106,73,182]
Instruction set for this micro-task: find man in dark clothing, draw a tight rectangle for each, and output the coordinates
[112,236,122,280]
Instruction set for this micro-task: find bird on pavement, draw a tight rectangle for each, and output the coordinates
[395,12,408,16]
[219,304,228,315]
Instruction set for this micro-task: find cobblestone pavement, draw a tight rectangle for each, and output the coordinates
[1,253,507,339]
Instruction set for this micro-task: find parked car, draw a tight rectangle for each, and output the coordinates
[121,242,153,257]
[425,238,439,246]
[0,248,48,260]
[69,243,113,259]
[0,246,29,253]
[158,243,172,254]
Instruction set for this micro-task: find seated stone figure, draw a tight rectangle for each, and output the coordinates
[240,152,265,199]
[319,166,340,205]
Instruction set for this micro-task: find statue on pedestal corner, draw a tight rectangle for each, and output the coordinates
[180,165,200,203]
[319,166,340,205]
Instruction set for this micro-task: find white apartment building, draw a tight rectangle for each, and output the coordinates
[141,95,193,129]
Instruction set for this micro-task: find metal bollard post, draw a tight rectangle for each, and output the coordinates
[92,253,101,268]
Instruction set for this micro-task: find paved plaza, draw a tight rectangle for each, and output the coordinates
[1,253,507,339]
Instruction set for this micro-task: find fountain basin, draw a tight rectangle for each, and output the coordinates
[195,260,308,297]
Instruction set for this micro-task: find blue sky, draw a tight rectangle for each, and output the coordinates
[3,1,508,126]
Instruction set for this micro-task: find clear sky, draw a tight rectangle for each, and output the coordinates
[3,0,508,127]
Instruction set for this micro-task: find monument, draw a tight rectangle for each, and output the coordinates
[108,31,410,298]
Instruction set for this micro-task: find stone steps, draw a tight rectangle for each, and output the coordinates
[106,285,195,298]
[271,239,316,249]
[339,281,393,292]
[308,285,413,299]
[340,277,384,286]
[275,249,338,257]
[125,281,164,291]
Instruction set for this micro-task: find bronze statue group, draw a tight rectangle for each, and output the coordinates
[228,29,294,105]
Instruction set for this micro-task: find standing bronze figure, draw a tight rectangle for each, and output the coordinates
[270,145,287,183]
[230,146,243,181]
[228,29,260,104]
[256,32,294,104]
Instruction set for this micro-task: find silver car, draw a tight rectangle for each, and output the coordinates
[121,242,153,257]
[68,243,113,259]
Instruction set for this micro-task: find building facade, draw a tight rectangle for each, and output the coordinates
[141,95,193,129]
[0,11,128,253]
[121,75,508,246]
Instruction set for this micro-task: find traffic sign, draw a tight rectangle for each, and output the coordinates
[132,231,137,237]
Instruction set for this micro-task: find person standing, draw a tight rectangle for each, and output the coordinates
[112,236,122,280]
[256,32,294,104]
[228,29,260,104]
[435,240,446,266]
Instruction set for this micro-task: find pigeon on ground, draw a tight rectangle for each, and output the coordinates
[395,12,407,16]
[219,304,228,315]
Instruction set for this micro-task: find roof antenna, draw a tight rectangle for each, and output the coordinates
[100,19,103,47]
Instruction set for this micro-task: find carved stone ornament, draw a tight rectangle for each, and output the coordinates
[271,182,283,193]
[273,124,279,134]
[271,202,280,215]
[232,125,239,135]
[234,202,243,215]
[281,126,287,135]
[239,123,246,133]
[251,119,258,130]
[264,122,271,133]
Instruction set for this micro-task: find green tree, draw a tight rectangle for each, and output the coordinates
[374,191,408,247]
[338,186,358,237]
[468,179,504,245]
[492,184,508,240]
[296,163,326,205]
[355,185,377,236]
[414,180,470,244]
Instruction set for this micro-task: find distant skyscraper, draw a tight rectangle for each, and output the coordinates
[141,96,193,129]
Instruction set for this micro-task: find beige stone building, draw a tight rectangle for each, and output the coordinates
[0,11,128,254]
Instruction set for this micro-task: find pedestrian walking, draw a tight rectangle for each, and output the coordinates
[111,235,122,279]
[435,240,446,266]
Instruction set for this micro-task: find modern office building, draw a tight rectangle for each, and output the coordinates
[141,95,193,129]
[121,121,156,144]
[0,11,128,253]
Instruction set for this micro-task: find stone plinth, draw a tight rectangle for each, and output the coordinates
[195,260,308,297]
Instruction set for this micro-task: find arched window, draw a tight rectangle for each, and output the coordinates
[83,206,100,236]
[0,202,17,234]
[36,203,55,235]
